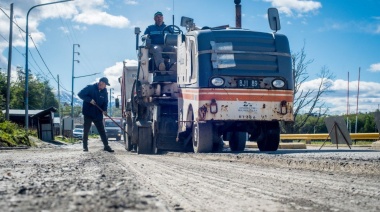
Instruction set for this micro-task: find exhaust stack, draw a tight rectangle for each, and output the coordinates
[235,0,241,28]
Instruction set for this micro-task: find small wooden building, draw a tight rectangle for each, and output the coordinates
[32,107,57,141]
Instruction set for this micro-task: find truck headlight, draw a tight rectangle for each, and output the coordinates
[272,79,285,88]
[211,77,224,87]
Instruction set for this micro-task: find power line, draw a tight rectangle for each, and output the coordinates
[0,32,43,77]
[13,12,70,93]
[10,15,50,82]
[29,36,57,81]
[0,6,26,33]
[55,4,97,76]
[29,35,70,92]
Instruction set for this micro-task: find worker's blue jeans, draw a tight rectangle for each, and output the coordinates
[82,115,109,149]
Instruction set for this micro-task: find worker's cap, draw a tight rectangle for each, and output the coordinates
[154,11,163,17]
[99,77,110,86]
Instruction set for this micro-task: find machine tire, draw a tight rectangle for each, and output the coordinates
[137,127,153,154]
[124,135,133,151]
[192,122,213,153]
[229,132,247,151]
[257,121,280,151]
[152,120,159,154]
[124,122,133,151]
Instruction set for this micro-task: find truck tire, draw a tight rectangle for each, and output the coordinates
[137,127,153,154]
[152,120,159,154]
[192,122,213,153]
[124,134,133,151]
[124,122,133,151]
[229,132,247,151]
[257,121,280,151]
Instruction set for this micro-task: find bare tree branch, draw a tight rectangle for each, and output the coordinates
[283,44,335,134]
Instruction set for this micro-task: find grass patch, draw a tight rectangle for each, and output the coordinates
[0,121,34,147]
[55,134,100,144]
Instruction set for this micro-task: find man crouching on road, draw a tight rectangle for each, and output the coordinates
[78,77,114,152]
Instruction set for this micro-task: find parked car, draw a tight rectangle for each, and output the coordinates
[72,128,84,139]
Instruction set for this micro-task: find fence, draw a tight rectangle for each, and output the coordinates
[280,133,379,142]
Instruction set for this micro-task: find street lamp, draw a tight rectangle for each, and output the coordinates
[24,0,74,131]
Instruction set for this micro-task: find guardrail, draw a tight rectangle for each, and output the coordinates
[280,133,379,141]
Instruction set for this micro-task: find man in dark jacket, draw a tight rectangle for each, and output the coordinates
[144,11,176,72]
[78,77,114,152]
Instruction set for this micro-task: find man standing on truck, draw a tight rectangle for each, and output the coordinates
[78,77,114,152]
[144,11,175,72]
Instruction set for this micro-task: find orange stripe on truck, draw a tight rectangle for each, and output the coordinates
[180,88,293,102]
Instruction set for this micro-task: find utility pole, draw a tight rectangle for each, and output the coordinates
[355,67,360,133]
[71,44,80,141]
[57,74,62,135]
[6,3,13,120]
[71,44,80,120]
[109,88,113,116]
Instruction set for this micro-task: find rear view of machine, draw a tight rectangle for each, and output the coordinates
[118,1,293,154]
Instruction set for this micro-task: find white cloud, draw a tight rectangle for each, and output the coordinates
[102,59,138,98]
[124,0,138,5]
[264,0,322,17]
[369,63,380,72]
[73,25,88,31]
[59,26,69,34]
[73,11,130,28]
[376,25,380,34]
[298,78,380,114]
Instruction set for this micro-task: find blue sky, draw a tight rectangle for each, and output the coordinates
[0,0,379,114]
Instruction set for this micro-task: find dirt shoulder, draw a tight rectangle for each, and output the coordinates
[0,139,167,211]
[1,139,380,211]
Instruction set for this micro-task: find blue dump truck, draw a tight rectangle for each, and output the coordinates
[118,1,293,154]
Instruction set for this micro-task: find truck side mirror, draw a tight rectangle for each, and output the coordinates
[268,8,281,32]
[134,27,141,35]
[181,16,194,31]
[115,98,120,108]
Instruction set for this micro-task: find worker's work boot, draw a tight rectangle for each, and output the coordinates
[104,146,114,153]
[83,140,88,152]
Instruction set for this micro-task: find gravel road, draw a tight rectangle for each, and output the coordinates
[1,138,379,211]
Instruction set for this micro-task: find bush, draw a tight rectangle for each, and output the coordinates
[0,110,4,123]
[0,121,31,147]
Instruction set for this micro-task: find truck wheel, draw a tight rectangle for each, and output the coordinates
[151,120,157,154]
[124,134,133,151]
[229,132,247,151]
[137,127,153,154]
[257,121,280,151]
[192,122,213,153]
[124,123,133,151]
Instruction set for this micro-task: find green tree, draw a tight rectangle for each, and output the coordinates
[362,114,375,133]
[10,69,58,110]
[0,71,6,110]
[10,69,26,109]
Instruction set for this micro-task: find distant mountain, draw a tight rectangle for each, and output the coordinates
[53,90,116,107]
[54,90,82,106]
